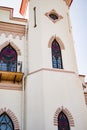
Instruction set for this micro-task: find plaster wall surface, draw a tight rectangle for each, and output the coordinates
[25,71,45,130]
[28,0,78,73]
[42,70,87,130]
[25,70,87,130]
[0,89,22,129]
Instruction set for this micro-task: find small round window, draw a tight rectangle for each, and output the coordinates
[49,13,58,20]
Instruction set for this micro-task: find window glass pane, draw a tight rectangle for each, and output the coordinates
[0,113,14,130]
[49,13,58,20]
[51,39,63,69]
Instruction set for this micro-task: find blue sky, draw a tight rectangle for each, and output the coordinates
[70,0,87,81]
[0,0,87,81]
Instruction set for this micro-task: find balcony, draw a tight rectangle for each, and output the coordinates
[0,61,23,84]
[0,61,22,72]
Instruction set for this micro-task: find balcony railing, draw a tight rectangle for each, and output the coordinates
[0,61,22,72]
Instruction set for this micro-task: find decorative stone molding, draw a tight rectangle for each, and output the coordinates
[54,106,75,127]
[0,108,20,130]
[64,0,73,7]
[0,21,26,39]
[29,68,75,76]
[0,41,21,55]
[0,6,27,22]
[0,82,22,91]
[48,36,65,49]
[45,9,63,23]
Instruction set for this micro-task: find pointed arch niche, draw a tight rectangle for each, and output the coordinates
[54,107,75,128]
[0,41,21,56]
[48,36,65,69]
[48,36,65,49]
[0,108,20,130]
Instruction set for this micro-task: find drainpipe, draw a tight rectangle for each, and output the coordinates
[21,11,29,130]
[21,75,25,130]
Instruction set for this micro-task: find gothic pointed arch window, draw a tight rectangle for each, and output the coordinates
[58,111,70,130]
[0,112,14,130]
[0,44,17,72]
[51,39,63,69]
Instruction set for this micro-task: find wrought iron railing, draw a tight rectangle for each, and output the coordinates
[0,61,22,72]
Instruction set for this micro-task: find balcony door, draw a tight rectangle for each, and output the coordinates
[0,44,17,72]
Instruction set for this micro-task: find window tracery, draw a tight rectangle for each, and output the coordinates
[0,112,14,130]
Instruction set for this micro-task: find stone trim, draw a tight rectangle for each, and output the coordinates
[29,68,75,76]
[48,36,65,49]
[0,6,27,22]
[0,82,22,91]
[0,21,26,39]
[54,106,75,127]
[0,108,20,130]
[64,0,73,7]
[45,9,63,23]
[0,41,21,55]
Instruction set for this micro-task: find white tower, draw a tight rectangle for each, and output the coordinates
[25,0,87,130]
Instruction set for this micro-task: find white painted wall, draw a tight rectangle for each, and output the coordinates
[0,9,26,25]
[42,70,87,130]
[0,89,22,129]
[25,70,87,130]
[25,0,87,130]
[25,72,45,130]
[28,0,78,73]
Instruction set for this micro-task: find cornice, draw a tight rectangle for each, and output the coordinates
[28,68,75,76]
[0,83,22,91]
[0,21,26,39]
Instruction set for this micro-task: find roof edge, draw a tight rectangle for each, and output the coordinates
[0,6,27,23]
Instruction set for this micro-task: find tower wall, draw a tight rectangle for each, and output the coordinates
[0,89,22,129]
[25,0,87,130]
[25,69,87,130]
[28,0,78,73]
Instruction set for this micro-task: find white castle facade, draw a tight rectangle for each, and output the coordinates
[0,0,87,130]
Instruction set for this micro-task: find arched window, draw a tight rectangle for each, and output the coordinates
[0,112,14,130]
[0,44,17,72]
[58,111,70,130]
[51,39,63,69]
